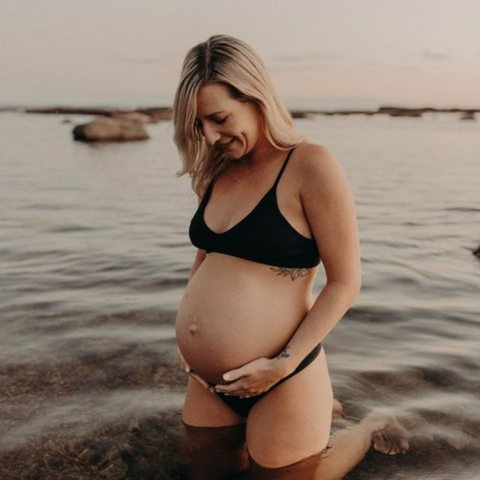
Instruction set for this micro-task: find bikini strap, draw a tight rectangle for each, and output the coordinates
[272,147,295,189]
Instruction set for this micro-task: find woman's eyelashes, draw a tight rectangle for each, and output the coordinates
[194,116,228,136]
[213,116,228,124]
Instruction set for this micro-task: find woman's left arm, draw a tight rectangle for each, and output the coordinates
[214,145,361,395]
[279,144,361,370]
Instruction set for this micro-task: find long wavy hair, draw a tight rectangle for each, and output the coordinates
[172,34,308,196]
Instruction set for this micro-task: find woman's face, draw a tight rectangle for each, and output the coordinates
[195,82,263,158]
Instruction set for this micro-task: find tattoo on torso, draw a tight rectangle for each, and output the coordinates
[276,346,290,359]
[269,266,312,280]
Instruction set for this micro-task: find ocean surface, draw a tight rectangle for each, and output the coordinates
[0,111,479,479]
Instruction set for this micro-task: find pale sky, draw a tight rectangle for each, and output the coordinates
[1,0,479,109]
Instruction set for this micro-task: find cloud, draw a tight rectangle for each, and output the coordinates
[420,50,450,61]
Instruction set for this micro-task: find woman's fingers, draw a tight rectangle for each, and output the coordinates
[215,386,258,397]
[188,371,213,391]
[215,379,270,397]
[214,380,248,394]
[177,347,214,392]
[176,347,191,373]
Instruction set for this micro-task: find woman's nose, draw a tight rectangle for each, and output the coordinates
[203,124,221,146]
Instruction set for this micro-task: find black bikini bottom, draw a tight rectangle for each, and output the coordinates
[215,343,322,417]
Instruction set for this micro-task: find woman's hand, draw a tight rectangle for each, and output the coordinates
[176,346,214,392]
[214,356,291,398]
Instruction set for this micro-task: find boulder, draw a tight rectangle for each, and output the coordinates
[460,112,476,121]
[72,117,149,142]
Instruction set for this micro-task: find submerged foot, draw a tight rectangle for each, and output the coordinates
[332,398,343,418]
[371,415,410,455]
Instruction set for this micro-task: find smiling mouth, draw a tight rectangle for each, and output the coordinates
[219,138,235,148]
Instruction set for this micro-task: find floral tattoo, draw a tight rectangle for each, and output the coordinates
[269,267,312,280]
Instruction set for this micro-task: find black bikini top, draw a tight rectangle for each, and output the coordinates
[189,147,321,268]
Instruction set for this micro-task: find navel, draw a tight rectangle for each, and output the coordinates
[189,321,200,334]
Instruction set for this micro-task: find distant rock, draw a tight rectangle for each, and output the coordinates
[460,112,476,121]
[290,111,312,119]
[378,107,423,118]
[108,109,172,123]
[25,106,172,123]
[109,112,151,124]
[20,104,480,123]
[473,245,480,259]
[72,117,149,142]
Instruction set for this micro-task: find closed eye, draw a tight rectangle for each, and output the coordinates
[194,116,228,134]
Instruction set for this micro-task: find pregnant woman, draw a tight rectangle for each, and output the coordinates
[173,35,408,480]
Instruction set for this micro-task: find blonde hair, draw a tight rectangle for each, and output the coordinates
[172,34,308,196]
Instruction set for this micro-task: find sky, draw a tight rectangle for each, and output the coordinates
[1,0,479,109]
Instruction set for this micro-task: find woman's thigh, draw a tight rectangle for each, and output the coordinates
[181,377,249,480]
[182,375,246,427]
[246,348,334,468]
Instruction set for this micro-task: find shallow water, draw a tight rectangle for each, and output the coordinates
[0,111,479,479]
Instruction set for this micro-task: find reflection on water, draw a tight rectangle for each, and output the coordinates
[0,112,479,479]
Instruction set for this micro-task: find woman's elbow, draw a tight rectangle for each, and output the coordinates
[349,269,362,300]
[330,277,361,304]
[352,278,362,302]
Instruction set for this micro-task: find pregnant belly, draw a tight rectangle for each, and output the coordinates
[175,255,314,385]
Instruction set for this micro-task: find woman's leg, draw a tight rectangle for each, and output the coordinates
[247,414,409,480]
[246,348,334,469]
[245,349,409,480]
[179,370,345,480]
[311,412,409,479]
[332,397,343,418]
[180,376,248,480]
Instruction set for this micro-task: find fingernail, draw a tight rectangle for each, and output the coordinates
[223,374,230,380]
[184,366,191,373]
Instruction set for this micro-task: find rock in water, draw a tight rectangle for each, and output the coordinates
[460,112,476,121]
[72,117,149,142]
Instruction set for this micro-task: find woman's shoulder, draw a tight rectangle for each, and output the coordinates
[293,141,340,179]
[294,141,335,162]
[295,142,347,197]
